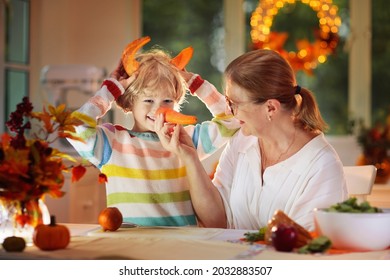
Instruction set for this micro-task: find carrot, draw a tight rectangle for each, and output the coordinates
[156,107,197,125]
[121,36,151,75]
[170,46,194,70]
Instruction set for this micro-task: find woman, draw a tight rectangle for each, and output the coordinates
[155,49,347,231]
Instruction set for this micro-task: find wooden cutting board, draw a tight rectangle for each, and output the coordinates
[87,226,224,240]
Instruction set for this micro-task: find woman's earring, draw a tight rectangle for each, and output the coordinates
[268,115,272,121]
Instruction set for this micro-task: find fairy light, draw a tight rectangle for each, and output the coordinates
[250,0,341,74]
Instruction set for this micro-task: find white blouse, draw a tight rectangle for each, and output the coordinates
[213,130,348,231]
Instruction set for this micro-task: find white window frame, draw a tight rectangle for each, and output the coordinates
[0,0,5,131]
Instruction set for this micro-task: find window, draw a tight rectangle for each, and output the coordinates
[0,0,30,133]
[142,0,224,122]
[143,0,353,134]
[372,0,390,127]
[245,0,350,134]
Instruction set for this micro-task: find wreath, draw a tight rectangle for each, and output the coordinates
[250,0,341,75]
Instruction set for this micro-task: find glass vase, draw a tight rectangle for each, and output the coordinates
[0,198,50,245]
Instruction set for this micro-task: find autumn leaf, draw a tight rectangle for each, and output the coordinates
[58,131,86,143]
[1,97,103,210]
[49,103,66,116]
[266,32,289,52]
[52,149,78,162]
[71,165,87,182]
[46,188,66,199]
[2,148,30,175]
[71,111,96,128]
[32,109,55,134]
[15,213,31,227]
[1,133,11,148]
[98,173,108,183]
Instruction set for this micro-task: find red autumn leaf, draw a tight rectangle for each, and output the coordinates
[15,213,31,227]
[98,173,108,183]
[71,165,87,182]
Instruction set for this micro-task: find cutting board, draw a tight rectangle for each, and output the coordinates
[87,226,224,240]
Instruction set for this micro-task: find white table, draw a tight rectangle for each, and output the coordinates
[1,224,390,260]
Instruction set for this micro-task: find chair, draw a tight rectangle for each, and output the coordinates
[343,165,377,203]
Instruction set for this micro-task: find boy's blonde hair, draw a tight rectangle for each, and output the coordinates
[116,49,188,112]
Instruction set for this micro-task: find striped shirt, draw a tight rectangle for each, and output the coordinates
[68,75,239,226]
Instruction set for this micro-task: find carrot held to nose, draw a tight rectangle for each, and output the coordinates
[156,107,197,125]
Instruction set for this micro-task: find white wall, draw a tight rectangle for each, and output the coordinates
[326,135,362,166]
[30,0,141,126]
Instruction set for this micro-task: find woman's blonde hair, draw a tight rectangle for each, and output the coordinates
[116,48,188,112]
[224,49,328,132]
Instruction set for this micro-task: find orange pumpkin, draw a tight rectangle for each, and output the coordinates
[121,36,151,76]
[170,46,194,70]
[33,215,70,251]
[98,207,123,231]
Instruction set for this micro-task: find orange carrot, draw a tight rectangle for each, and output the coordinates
[156,107,197,125]
[121,36,151,75]
[170,46,194,70]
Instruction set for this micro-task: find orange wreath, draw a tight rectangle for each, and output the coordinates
[250,0,341,75]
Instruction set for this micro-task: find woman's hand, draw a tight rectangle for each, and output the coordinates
[109,59,136,90]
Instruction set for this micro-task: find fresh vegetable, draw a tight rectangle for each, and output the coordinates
[170,46,194,70]
[297,236,332,254]
[271,223,298,252]
[33,215,70,251]
[98,207,123,232]
[156,107,197,125]
[325,197,383,213]
[121,36,151,76]
[121,37,193,76]
[264,210,312,247]
[2,236,26,252]
[244,226,267,242]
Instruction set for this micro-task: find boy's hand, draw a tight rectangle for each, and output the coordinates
[179,69,194,83]
[110,60,136,90]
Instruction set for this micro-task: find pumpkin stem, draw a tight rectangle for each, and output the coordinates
[50,215,56,226]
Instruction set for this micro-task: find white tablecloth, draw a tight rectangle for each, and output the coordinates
[1,224,389,260]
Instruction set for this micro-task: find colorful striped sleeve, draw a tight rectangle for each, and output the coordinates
[67,78,125,166]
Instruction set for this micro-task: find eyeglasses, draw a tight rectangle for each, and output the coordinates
[225,95,257,116]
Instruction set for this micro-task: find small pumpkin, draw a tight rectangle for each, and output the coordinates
[2,236,26,252]
[98,207,123,231]
[33,215,70,251]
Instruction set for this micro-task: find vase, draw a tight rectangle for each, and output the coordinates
[0,198,50,245]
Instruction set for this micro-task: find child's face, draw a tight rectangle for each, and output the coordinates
[131,87,176,133]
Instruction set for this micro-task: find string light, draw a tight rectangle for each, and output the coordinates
[250,0,341,75]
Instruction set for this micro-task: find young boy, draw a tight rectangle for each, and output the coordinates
[68,45,239,227]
